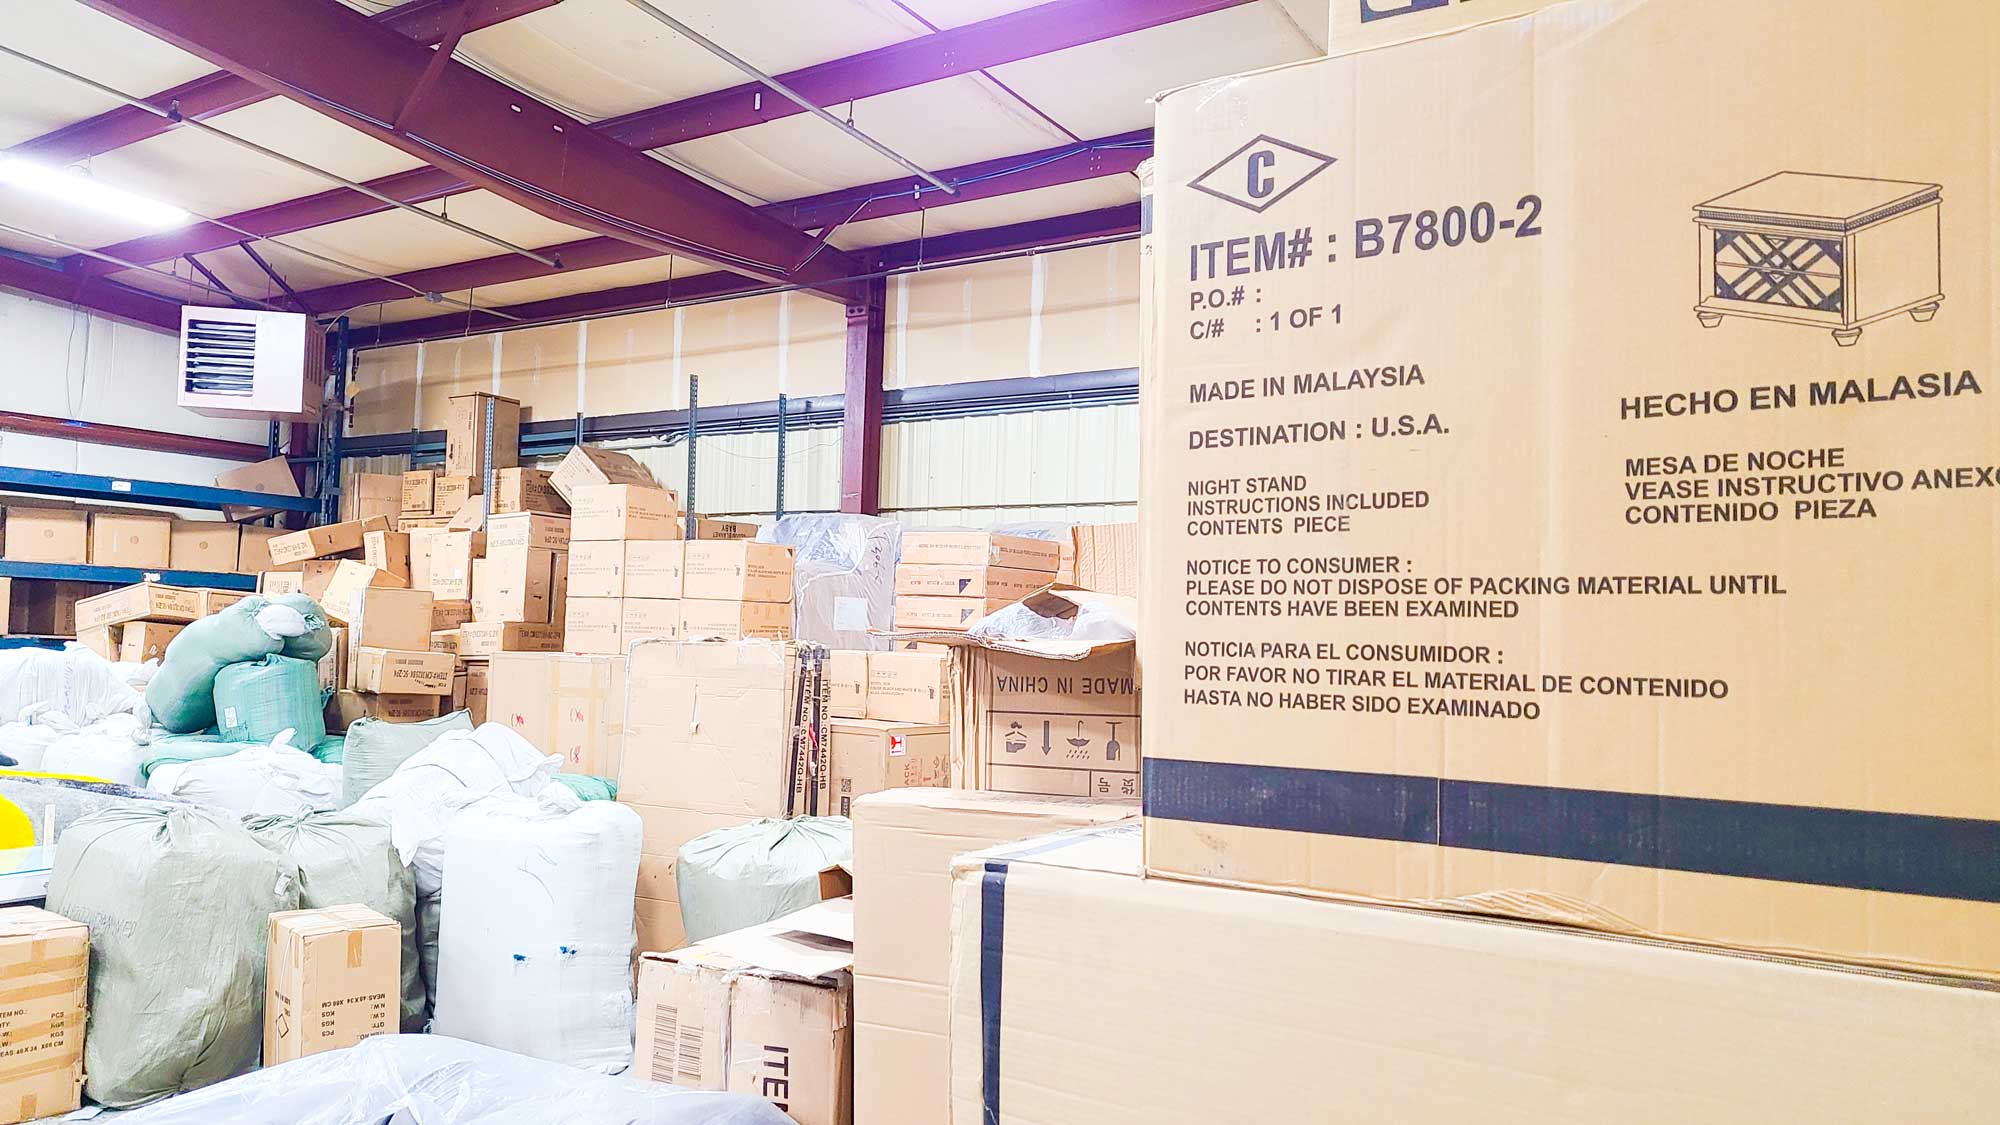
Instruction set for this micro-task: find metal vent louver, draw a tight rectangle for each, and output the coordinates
[176,306,321,421]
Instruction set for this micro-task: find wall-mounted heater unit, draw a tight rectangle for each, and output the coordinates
[176,306,323,421]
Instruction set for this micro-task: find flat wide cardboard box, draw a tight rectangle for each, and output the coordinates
[265,905,398,1064]
[214,455,301,522]
[865,650,951,725]
[1142,0,2000,980]
[0,906,89,1123]
[326,689,440,730]
[570,483,679,542]
[896,563,1046,602]
[459,620,563,656]
[237,525,282,574]
[487,512,570,553]
[269,516,388,565]
[2,507,88,564]
[491,467,567,515]
[549,445,659,503]
[851,791,1134,1125]
[74,582,201,630]
[445,392,520,479]
[90,511,170,569]
[625,539,685,599]
[827,650,869,718]
[564,596,623,655]
[899,531,1058,572]
[168,519,240,573]
[679,598,792,642]
[892,595,1007,633]
[355,648,454,696]
[827,719,948,817]
[488,652,626,776]
[948,826,2000,1125]
[429,597,473,632]
[636,901,853,1125]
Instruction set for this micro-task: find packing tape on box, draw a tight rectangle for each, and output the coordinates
[0,952,87,984]
[0,1040,82,1082]
[0,976,86,1007]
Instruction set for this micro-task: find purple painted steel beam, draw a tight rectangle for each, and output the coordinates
[840,277,887,515]
[9,0,561,167]
[0,254,183,331]
[77,0,865,297]
[357,203,1141,347]
[595,0,1249,150]
[289,130,1152,314]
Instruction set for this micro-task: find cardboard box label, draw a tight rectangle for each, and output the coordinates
[900,531,1058,572]
[895,564,1046,601]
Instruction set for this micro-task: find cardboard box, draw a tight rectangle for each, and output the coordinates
[406,527,444,592]
[198,588,247,616]
[90,511,171,569]
[474,546,558,624]
[355,648,455,696]
[319,562,408,625]
[890,595,1006,632]
[679,598,792,642]
[237,525,282,574]
[262,571,306,597]
[361,530,411,587]
[445,392,519,479]
[426,530,481,600]
[74,582,201,630]
[320,627,348,694]
[325,689,440,730]
[432,476,473,519]
[2,507,88,564]
[683,541,794,603]
[864,650,951,726]
[690,517,759,541]
[400,470,436,514]
[168,519,241,573]
[0,906,89,1123]
[116,620,183,663]
[430,630,463,656]
[947,825,2000,1125]
[564,596,623,655]
[898,531,1058,572]
[429,598,473,632]
[625,540,685,600]
[344,472,402,525]
[399,514,454,532]
[827,651,869,718]
[1141,0,2000,979]
[488,652,627,776]
[622,598,680,648]
[491,467,567,515]
[487,512,570,553]
[296,559,345,604]
[268,516,388,565]
[894,563,1046,602]
[460,620,564,656]
[214,456,302,522]
[463,660,489,724]
[1069,522,1138,597]
[827,719,948,817]
[566,539,626,598]
[570,483,679,542]
[635,901,853,1125]
[264,904,398,1065]
[850,790,1135,1125]
[343,586,434,657]
[1327,0,1559,52]
[549,444,658,503]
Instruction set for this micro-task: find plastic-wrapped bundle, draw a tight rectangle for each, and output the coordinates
[968,587,1137,644]
[339,710,474,808]
[0,645,140,725]
[146,735,341,817]
[145,595,331,733]
[676,816,852,944]
[244,809,424,1032]
[112,1034,795,1125]
[760,513,901,650]
[0,775,183,846]
[433,798,642,1072]
[213,653,327,746]
[46,805,297,1107]
[38,711,151,786]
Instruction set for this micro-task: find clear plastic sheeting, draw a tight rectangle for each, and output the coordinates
[146,734,342,817]
[116,1034,796,1125]
[967,590,1138,645]
[0,646,141,725]
[676,816,852,944]
[434,800,642,1072]
[760,514,902,650]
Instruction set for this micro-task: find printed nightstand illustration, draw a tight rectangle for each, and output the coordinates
[1693,172,1942,346]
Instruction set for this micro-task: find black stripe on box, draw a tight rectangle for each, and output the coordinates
[979,861,1009,1125]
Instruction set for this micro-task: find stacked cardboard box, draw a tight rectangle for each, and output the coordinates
[892,531,1056,632]
[398,468,471,530]
[323,559,447,730]
[680,540,794,642]
[73,583,200,664]
[1,504,255,578]
[557,447,685,655]
[487,651,625,775]
[342,473,401,524]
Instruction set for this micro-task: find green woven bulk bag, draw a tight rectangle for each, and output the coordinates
[339,710,475,808]
[213,654,327,746]
[145,595,332,734]
[675,815,852,944]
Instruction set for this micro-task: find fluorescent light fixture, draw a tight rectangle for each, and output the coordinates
[0,156,188,228]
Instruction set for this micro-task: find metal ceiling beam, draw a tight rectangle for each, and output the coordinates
[76,0,865,298]
[9,0,561,167]
[596,0,1250,150]
[288,130,1152,315]
[0,253,182,331]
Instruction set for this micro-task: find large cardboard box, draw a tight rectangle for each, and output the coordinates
[237,524,282,574]
[549,444,658,503]
[264,905,398,1065]
[0,906,89,1123]
[864,650,951,725]
[2,507,88,564]
[622,598,680,648]
[899,531,1057,572]
[344,473,402,525]
[168,519,240,573]
[679,598,792,642]
[214,456,301,522]
[826,650,869,718]
[355,648,454,696]
[487,512,570,553]
[320,562,410,626]
[625,540,685,599]
[74,582,201,630]
[343,586,433,658]
[564,596,623,655]
[445,392,520,479]
[635,901,853,1125]
[850,791,1135,1125]
[570,483,679,542]
[566,539,625,598]
[827,719,948,817]
[475,546,558,624]
[948,825,2000,1125]
[427,529,481,600]
[895,564,1046,602]
[1141,0,2000,980]
[433,475,473,519]
[683,541,794,603]
[491,467,567,515]
[90,511,171,569]
[488,652,627,776]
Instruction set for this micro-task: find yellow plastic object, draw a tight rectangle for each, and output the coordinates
[0,794,38,849]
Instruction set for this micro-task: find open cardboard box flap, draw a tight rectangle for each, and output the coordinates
[881,585,1136,662]
[642,898,855,984]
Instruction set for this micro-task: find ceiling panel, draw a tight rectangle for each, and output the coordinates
[0,3,214,148]
[662,73,1074,203]
[351,254,724,325]
[457,0,925,122]
[891,0,1046,30]
[827,173,1138,249]
[214,191,598,282]
[104,262,240,308]
[989,4,1321,138]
